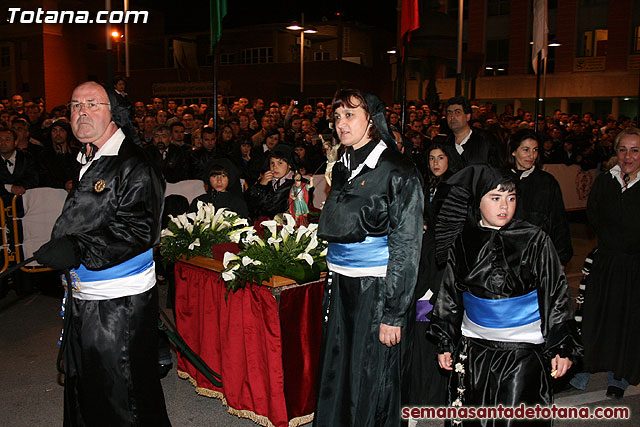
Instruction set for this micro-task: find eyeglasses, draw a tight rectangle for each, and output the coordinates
[67,102,110,112]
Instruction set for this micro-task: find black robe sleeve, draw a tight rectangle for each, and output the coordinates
[533,231,583,362]
[429,243,464,354]
[382,163,425,326]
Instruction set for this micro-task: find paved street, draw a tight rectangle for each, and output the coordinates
[0,220,637,426]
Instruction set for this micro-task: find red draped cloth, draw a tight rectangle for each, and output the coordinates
[174,261,323,427]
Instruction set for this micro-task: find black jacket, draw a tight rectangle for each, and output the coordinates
[0,150,39,195]
[445,128,506,173]
[52,135,165,270]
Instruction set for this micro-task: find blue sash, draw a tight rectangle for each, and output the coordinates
[462,290,540,329]
[73,249,154,282]
[327,236,389,268]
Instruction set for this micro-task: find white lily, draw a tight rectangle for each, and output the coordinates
[176,213,190,229]
[261,220,278,237]
[185,223,194,234]
[281,227,291,242]
[228,226,253,243]
[297,253,314,266]
[283,213,296,234]
[160,228,175,238]
[186,212,197,221]
[188,238,200,250]
[320,247,327,256]
[305,235,318,253]
[223,252,240,268]
[242,256,262,266]
[267,236,282,250]
[170,215,182,228]
[296,225,308,243]
[221,264,239,281]
[307,223,318,233]
[243,230,265,246]
[295,225,308,242]
[233,217,249,227]
[211,207,228,227]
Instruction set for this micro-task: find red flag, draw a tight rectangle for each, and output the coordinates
[401,0,420,40]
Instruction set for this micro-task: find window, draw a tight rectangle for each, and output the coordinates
[488,0,510,16]
[0,47,9,67]
[0,80,7,98]
[240,47,273,64]
[220,53,234,64]
[314,51,330,61]
[580,29,607,56]
[485,39,509,75]
[634,26,640,53]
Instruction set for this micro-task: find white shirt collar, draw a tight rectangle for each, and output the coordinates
[77,128,125,179]
[609,164,639,192]
[479,219,501,230]
[340,141,387,181]
[455,128,472,155]
[512,165,535,179]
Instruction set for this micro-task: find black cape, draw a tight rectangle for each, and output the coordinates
[582,172,640,385]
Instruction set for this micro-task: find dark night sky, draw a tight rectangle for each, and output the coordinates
[148,0,398,34]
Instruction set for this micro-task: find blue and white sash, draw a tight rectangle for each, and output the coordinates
[327,235,388,277]
[461,290,544,344]
[65,249,156,300]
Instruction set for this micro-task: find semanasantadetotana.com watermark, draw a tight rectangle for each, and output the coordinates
[7,7,149,24]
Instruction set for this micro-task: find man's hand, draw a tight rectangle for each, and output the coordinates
[438,352,453,370]
[34,236,80,270]
[379,323,401,347]
[10,185,26,195]
[551,354,572,379]
[64,180,74,192]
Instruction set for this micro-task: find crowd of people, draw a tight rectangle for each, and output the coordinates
[1,79,638,427]
[0,79,632,213]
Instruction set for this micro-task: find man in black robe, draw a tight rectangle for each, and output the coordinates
[34,81,170,426]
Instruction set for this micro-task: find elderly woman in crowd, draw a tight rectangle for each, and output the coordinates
[573,128,640,398]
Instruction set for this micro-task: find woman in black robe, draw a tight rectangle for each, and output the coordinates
[506,130,573,265]
[578,128,640,398]
[430,165,581,426]
[314,89,424,427]
[402,141,454,411]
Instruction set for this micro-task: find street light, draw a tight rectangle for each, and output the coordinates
[286,13,317,95]
[111,30,123,72]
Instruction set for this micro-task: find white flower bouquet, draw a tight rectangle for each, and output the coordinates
[159,201,250,263]
[220,213,327,293]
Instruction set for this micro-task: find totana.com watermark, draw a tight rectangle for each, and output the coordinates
[7,7,149,24]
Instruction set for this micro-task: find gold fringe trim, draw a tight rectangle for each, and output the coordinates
[288,413,314,426]
[178,370,313,427]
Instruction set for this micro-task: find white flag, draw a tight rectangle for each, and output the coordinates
[532,0,548,74]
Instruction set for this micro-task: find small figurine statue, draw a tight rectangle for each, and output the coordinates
[320,134,341,186]
[289,172,314,227]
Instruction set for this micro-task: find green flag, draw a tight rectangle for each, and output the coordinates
[210,0,227,53]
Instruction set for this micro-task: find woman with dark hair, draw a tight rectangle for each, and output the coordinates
[402,141,454,413]
[506,129,573,265]
[189,158,248,218]
[216,123,235,158]
[314,89,424,427]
